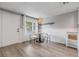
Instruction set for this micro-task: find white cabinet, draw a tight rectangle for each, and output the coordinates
[78,11,79,24]
[2,11,21,47]
[66,32,77,48]
[78,27,79,56]
[0,10,26,47]
[0,11,2,47]
[78,10,79,56]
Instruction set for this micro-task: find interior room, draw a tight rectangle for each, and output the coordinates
[0,2,79,57]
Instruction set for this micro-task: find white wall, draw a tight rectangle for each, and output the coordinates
[42,11,78,48]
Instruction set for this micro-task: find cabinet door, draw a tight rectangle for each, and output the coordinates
[0,11,2,47]
[78,27,79,56]
[78,11,79,24]
[78,11,79,56]
[2,11,20,47]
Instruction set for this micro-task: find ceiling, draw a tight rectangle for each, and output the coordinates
[0,2,79,18]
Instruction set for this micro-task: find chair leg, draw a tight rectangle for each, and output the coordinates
[33,39,35,44]
[30,39,32,44]
[47,39,48,44]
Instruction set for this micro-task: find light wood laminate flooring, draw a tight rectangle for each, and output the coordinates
[0,41,77,57]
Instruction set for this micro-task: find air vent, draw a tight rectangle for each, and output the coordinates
[62,2,69,5]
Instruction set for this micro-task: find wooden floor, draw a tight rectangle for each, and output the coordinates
[0,41,78,57]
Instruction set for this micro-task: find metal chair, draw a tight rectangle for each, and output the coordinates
[29,33,39,44]
[40,33,49,43]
